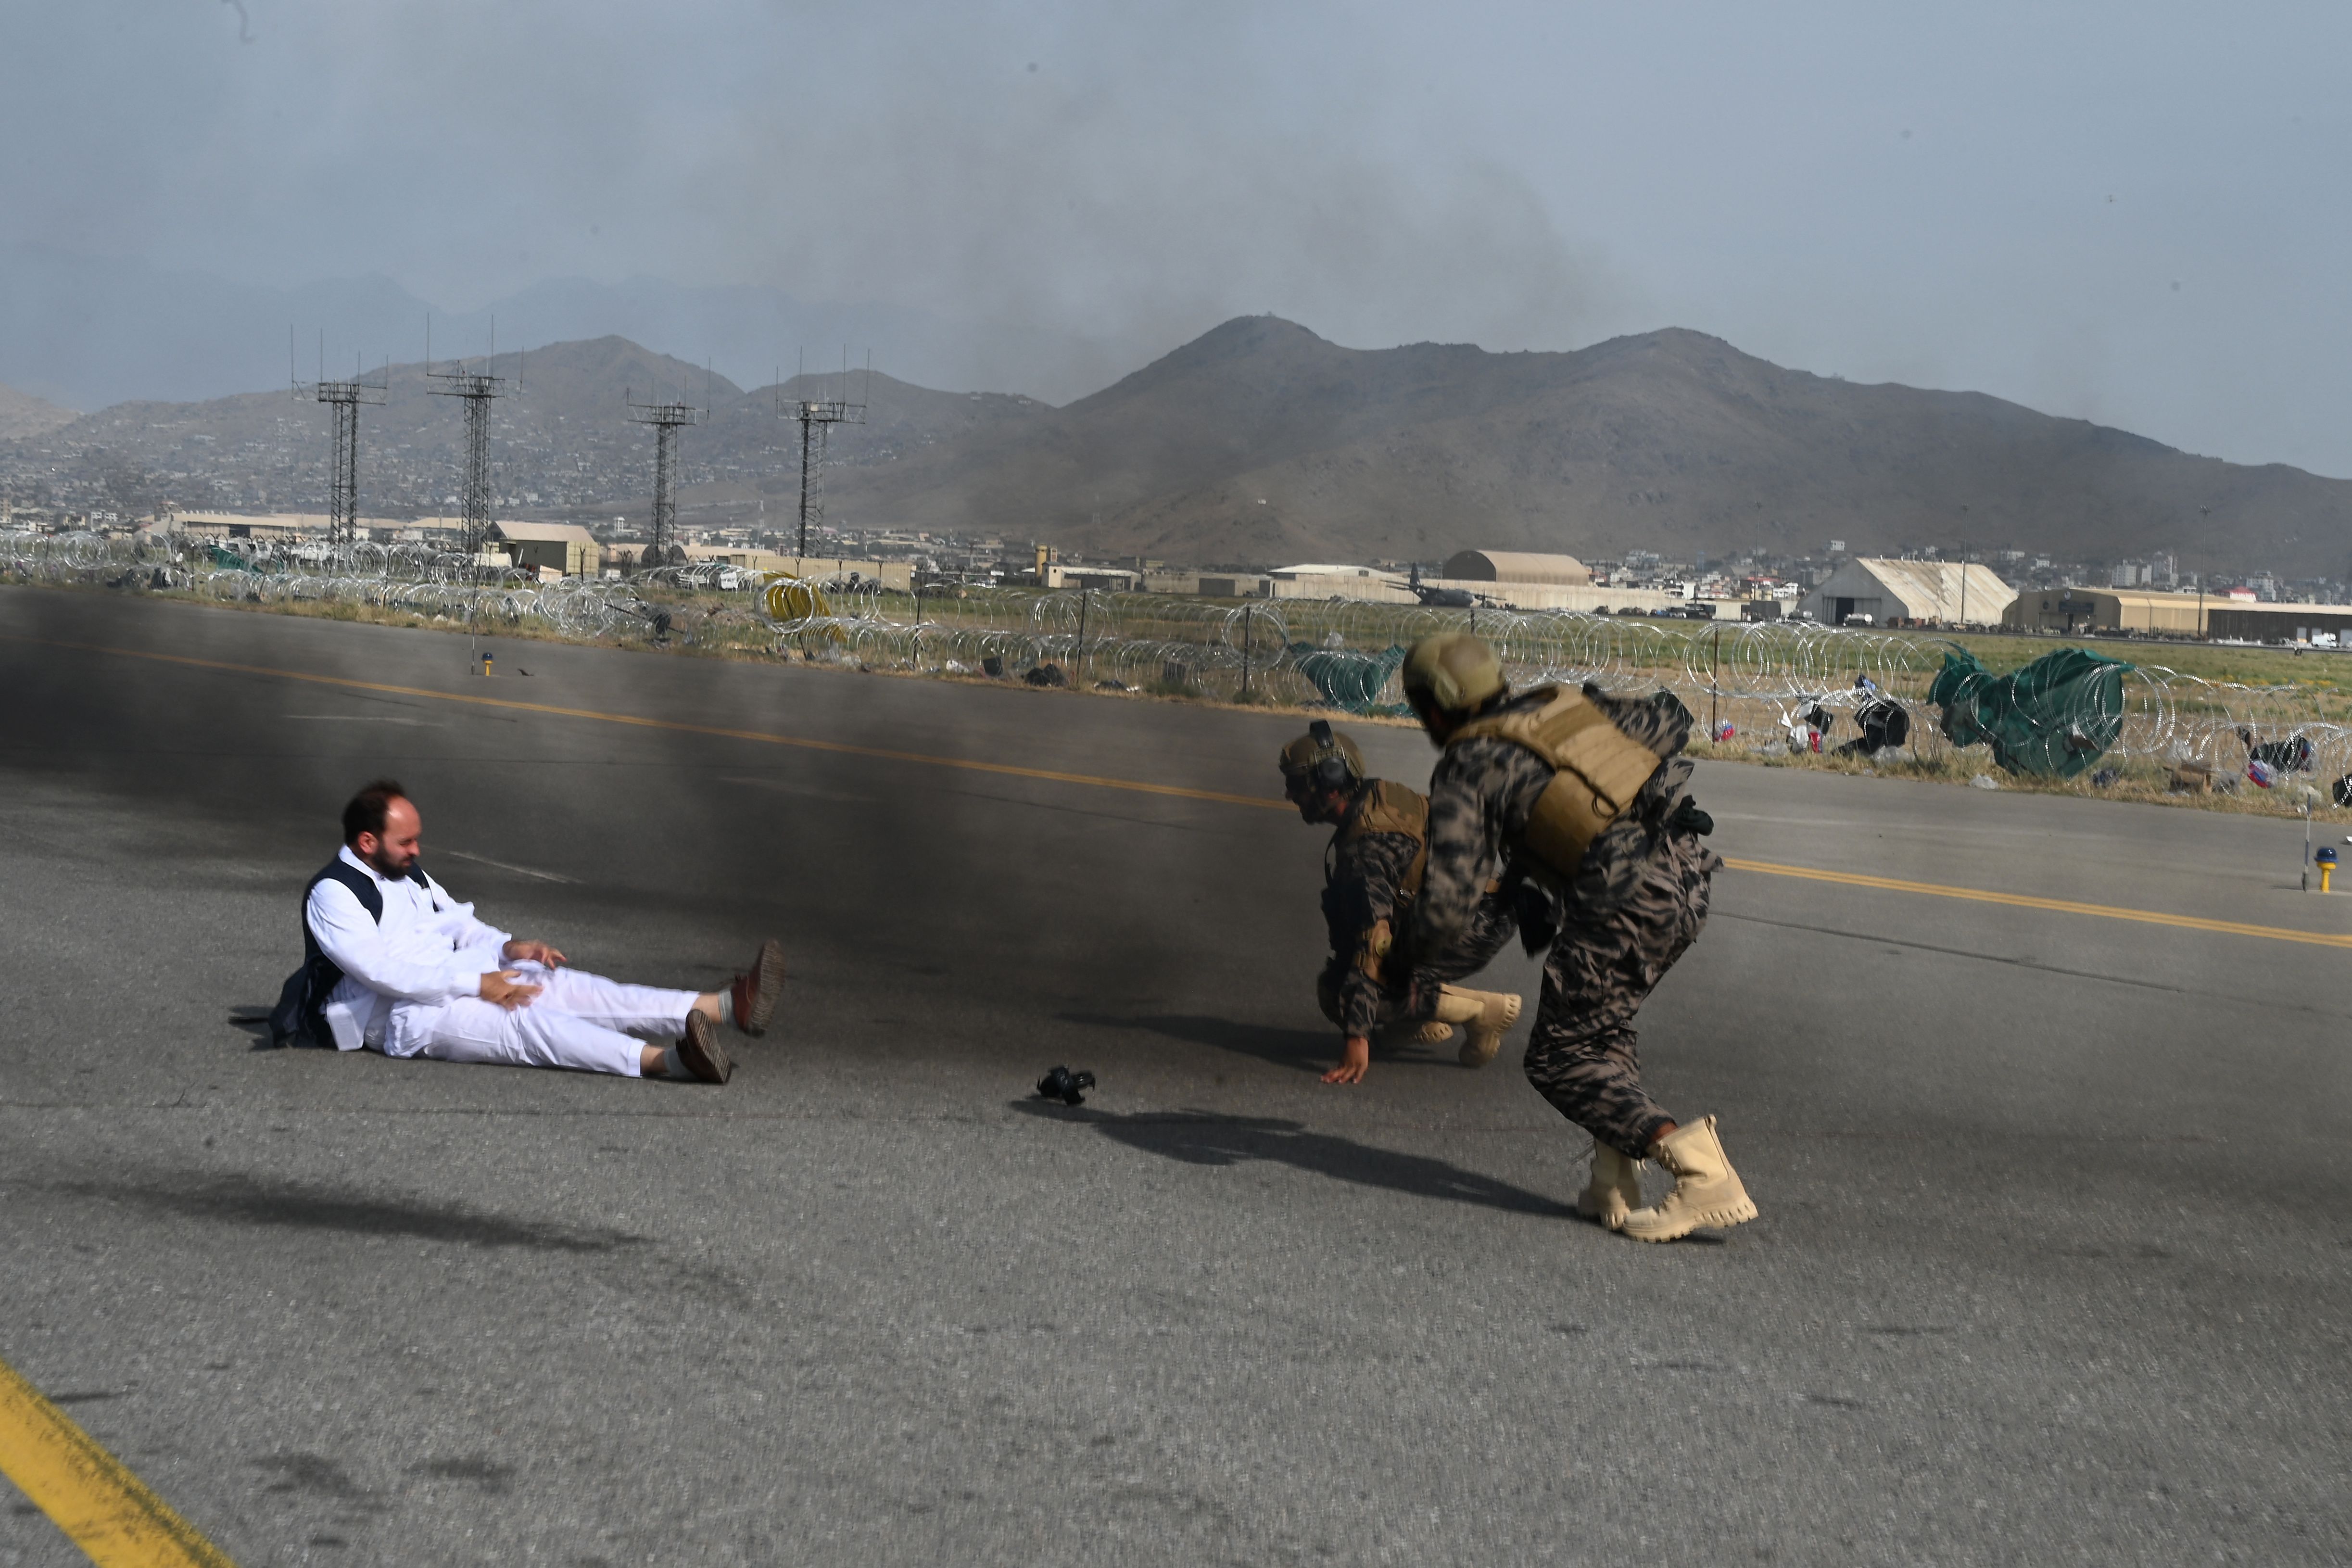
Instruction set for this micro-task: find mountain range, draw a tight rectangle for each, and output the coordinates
[0,245,1121,411]
[820,317,2352,575]
[0,383,75,443]
[10,318,2352,577]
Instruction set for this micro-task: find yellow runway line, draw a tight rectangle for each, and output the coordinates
[21,631,2352,950]
[0,1355,236,1567]
[1725,856,2352,950]
[4,635,1292,813]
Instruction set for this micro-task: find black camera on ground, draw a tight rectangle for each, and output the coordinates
[1035,1066,1095,1106]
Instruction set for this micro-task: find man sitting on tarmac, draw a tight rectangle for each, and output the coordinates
[1278,720,1523,1086]
[272,780,784,1084]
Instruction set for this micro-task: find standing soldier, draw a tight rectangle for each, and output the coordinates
[1400,634,1756,1241]
[1278,720,1522,1086]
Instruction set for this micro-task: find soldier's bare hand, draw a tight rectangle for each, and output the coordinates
[480,970,543,1010]
[501,939,566,967]
[1321,1035,1371,1085]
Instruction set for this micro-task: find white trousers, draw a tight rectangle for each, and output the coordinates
[384,960,698,1078]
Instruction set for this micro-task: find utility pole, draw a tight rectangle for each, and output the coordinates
[1239,603,1254,698]
[2198,506,2211,639]
[776,352,869,560]
[426,321,512,558]
[292,329,385,547]
[627,389,704,569]
[1709,623,1720,741]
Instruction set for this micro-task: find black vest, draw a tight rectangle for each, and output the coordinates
[267,857,431,1048]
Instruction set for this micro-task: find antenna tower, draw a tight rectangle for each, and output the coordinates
[291,330,387,546]
[427,323,512,557]
[777,351,869,558]
[628,388,705,568]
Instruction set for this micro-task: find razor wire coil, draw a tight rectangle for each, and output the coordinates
[11,532,2348,790]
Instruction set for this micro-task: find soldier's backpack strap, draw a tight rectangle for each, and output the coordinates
[1339,779,1429,902]
[1449,684,1666,878]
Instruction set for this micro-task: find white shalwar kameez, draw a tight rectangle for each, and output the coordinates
[306,846,696,1077]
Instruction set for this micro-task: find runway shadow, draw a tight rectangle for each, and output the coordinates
[1057,1012,1448,1075]
[1012,1100,1569,1218]
[49,1174,642,1253]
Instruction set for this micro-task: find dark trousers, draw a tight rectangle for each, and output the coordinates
[1316,892,1517,1032]
[1523,834,1716,1158]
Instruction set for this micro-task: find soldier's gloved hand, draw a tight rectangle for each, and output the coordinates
[1667,797,1714,837]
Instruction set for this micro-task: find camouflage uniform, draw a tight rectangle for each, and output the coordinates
[1317,783,1516,1037]
[1411,685,1721,1157]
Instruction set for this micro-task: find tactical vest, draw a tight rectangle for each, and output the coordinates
[1448,685,1664,877]
[1323,779,1429,986]
[1333,779,1429,902]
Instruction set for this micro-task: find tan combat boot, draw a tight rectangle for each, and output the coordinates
[1574,1143,1645,1230]
[1432,986,1522,1068]
[1410,1021,1456,1045]
[1619,1116,1757,1242]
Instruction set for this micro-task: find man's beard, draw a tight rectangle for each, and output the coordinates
[365,843,417,877]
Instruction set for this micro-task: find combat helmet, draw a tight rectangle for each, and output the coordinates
[1401,632,1507,721]
[1277,719,1366,796]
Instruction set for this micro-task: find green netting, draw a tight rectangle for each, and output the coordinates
[1287,642,1407,714]
[1928,645,2133,778]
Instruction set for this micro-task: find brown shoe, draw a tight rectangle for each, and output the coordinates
[729,939,786,1036]
[676,1011,733,1084]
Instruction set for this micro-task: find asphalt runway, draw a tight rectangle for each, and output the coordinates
[1,585,2347,1567]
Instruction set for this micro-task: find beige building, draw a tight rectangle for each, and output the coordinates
[2204,602,2352,643]
[1140,570,1273,597]
[493,521,602,578]
[1481,583,1683,613]
[1042,563,1140,591]
[1266,563,1418,603]
[673,548,913,590]
[2002,588,2208,636]
[2003,587,2352,643]
[1800,558,2016,627]
[1441,550,1593,586]
[1265,560,1687,613]
[170,511,405,540]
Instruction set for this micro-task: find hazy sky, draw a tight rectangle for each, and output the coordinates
[8,1,2350,473]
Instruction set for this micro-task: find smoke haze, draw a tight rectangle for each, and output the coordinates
[3,1,2349,474]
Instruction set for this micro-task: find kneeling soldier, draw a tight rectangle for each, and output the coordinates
[1400,634,1756,1241]
[1278,720,1522,1086]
